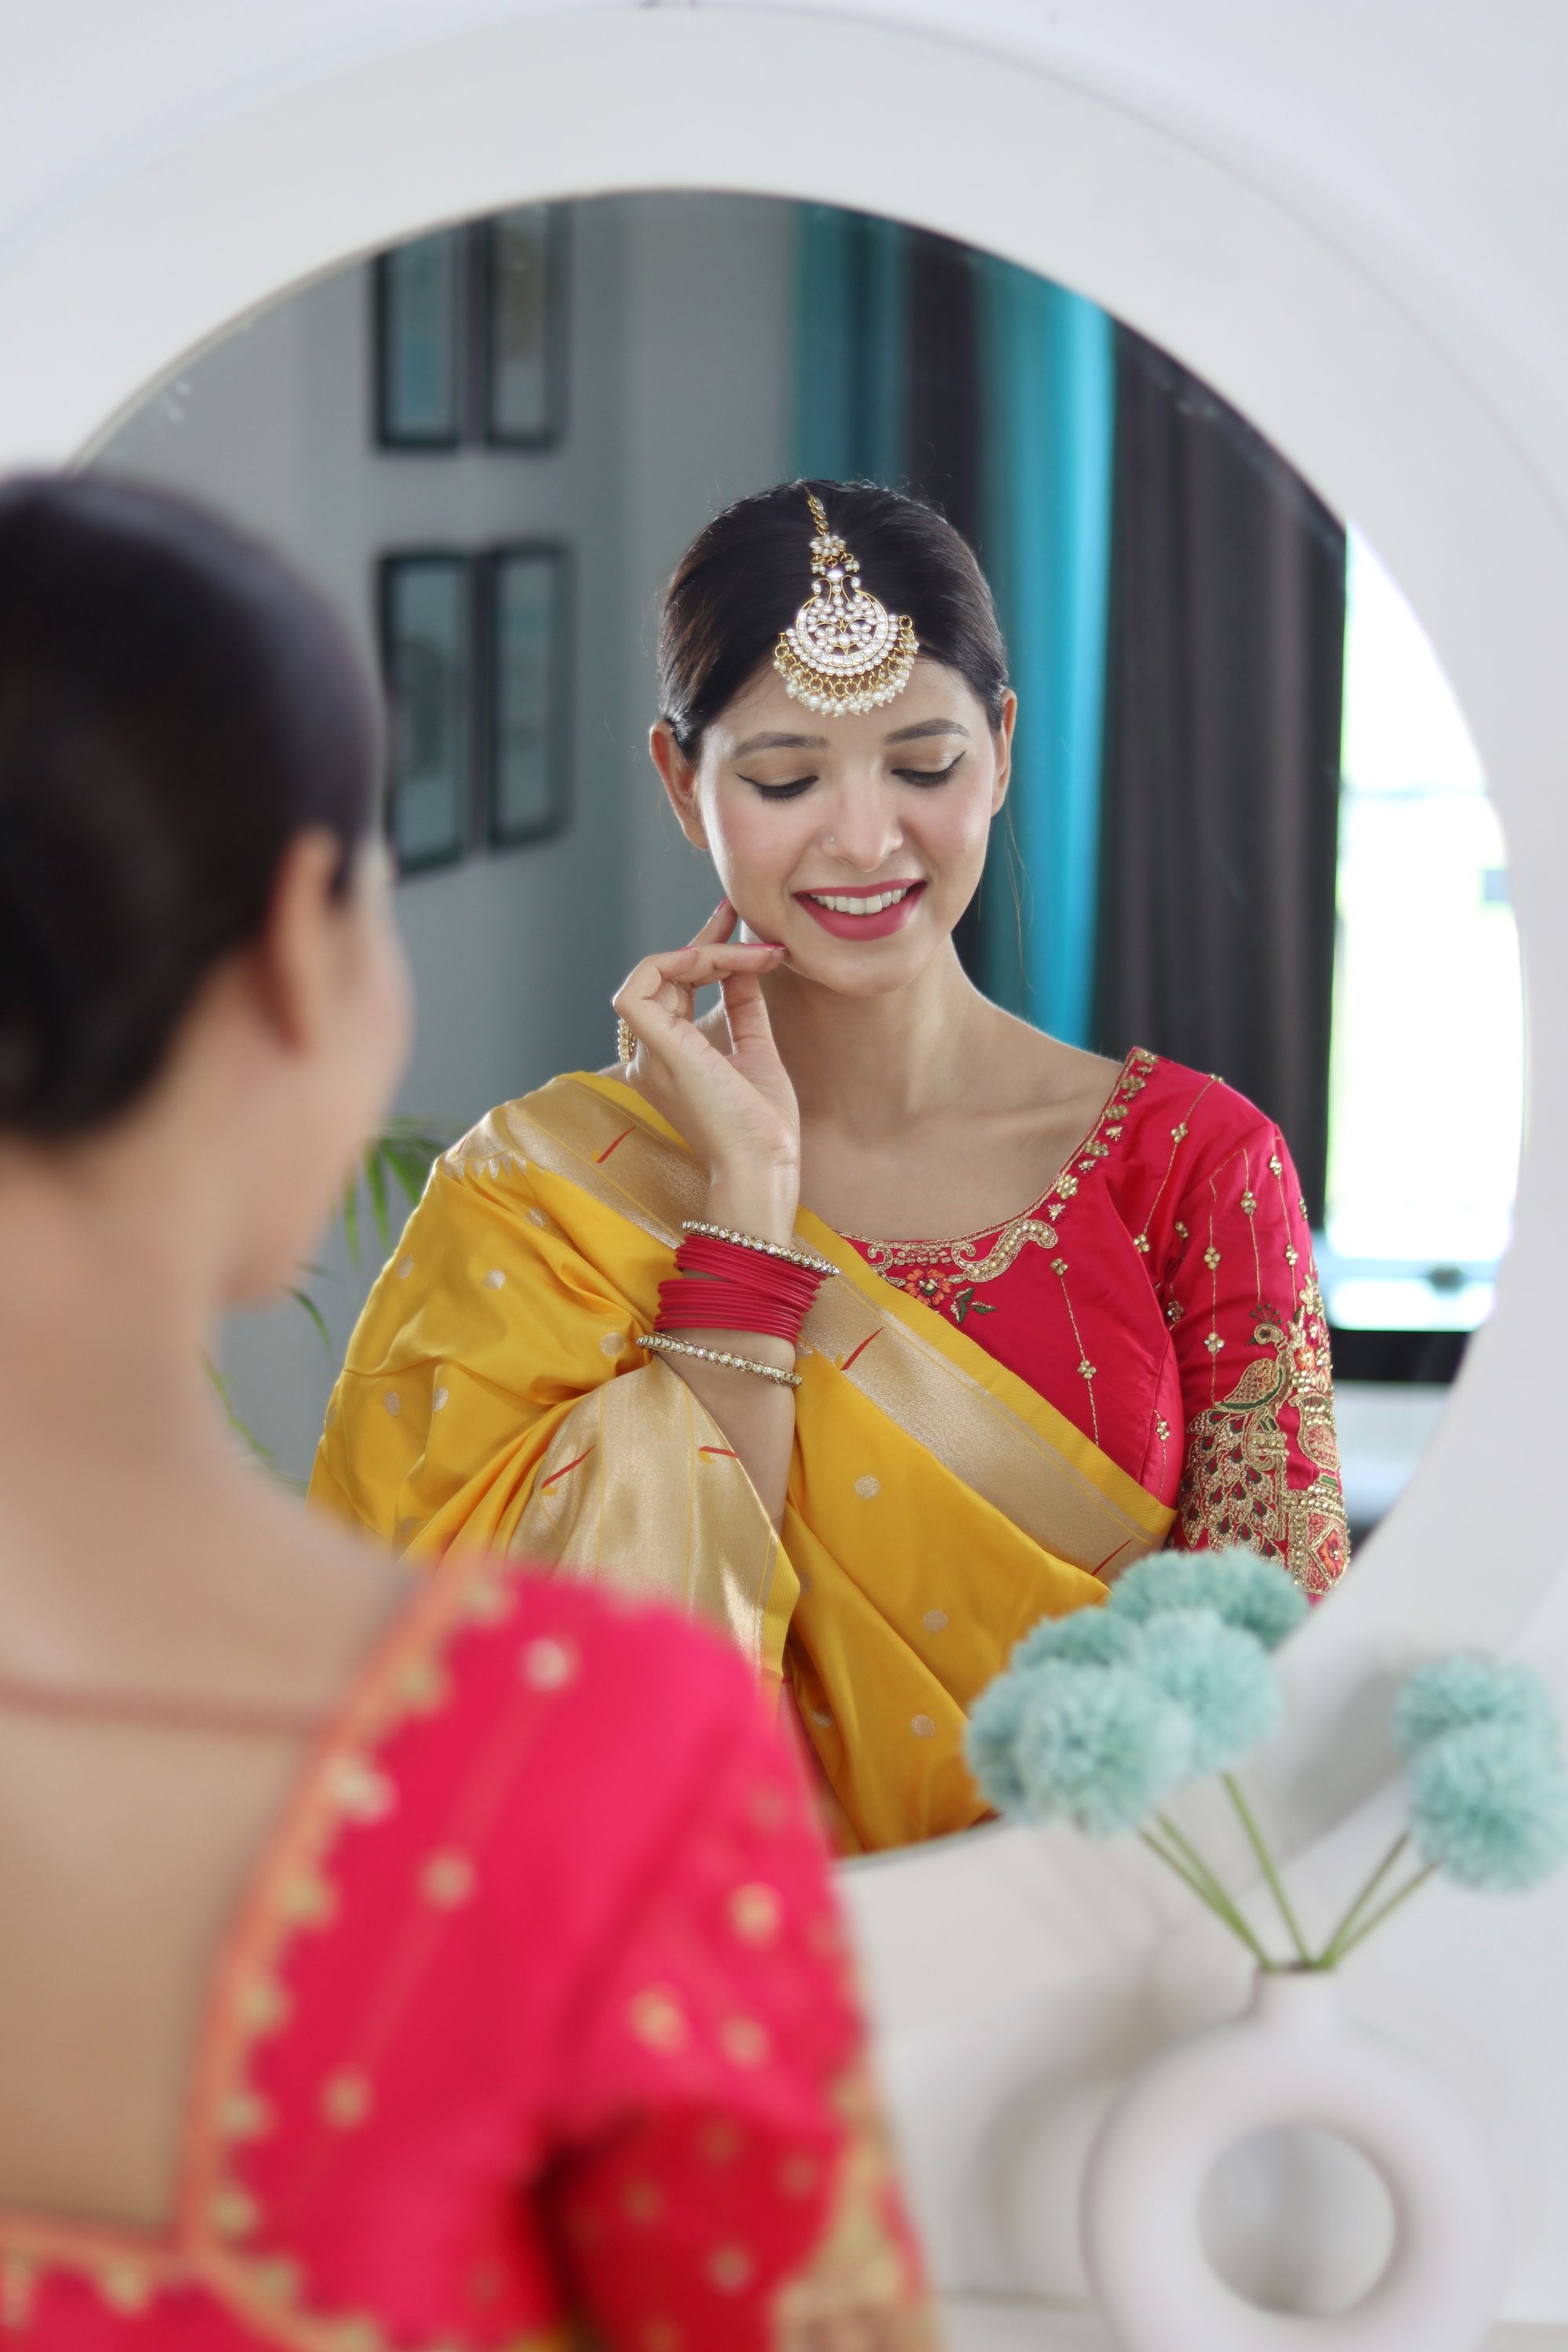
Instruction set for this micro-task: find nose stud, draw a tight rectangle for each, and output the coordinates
[825,835,836,848]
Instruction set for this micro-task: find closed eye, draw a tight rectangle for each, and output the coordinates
[895,753,964,786]
[739,774,817,800]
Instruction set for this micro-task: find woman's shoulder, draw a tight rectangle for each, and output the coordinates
[1114,1051,1289,1171]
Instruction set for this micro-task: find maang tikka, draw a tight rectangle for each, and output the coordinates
[773,492,919,717]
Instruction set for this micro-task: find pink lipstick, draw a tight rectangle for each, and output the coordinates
[793,880,927,941]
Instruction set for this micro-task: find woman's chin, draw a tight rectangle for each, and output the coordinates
[779,924,952,996]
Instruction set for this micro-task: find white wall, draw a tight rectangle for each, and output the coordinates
[15,6,1568,2328]
[96,191,797,1477]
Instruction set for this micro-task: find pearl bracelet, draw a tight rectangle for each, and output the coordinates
[679,1220,837,1280]
[639,1330,804,1389]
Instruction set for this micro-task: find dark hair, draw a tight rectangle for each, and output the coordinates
[0,474,381,1138]
[657,478,1009,756]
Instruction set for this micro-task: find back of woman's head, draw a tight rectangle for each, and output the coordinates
[657,478,1010,756]
[0,474,381,1140]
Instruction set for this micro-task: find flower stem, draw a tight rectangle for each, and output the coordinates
[1317,1833,1410,1969]
[1221,1774,1313,1965]
[1329,1864,1437,1963]
[1144,1820,1276,1969]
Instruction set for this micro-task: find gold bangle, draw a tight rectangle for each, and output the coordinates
[680,1220,837,1279]
[639,1330,803,1389]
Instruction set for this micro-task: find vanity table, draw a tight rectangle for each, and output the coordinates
[943,2307,1568,2350]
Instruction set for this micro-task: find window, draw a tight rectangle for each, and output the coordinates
[1321,532,1523,1336]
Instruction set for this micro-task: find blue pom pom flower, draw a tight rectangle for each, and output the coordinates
[1407,1719,1568,1893]
[1012,1607,1134,1673]
[1007,1662,1195,1836]
[1393,1657,1559,1760]
[964,1666,1040,1818]
[1126,1609,1282,1778]
[1106,1547,1308,1651]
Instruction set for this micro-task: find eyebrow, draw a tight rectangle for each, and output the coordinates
[733,730,826,755]
[731,716,971,757]
[883,717,971,743]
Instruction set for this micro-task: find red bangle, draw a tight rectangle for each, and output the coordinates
[654,1232,830,1348]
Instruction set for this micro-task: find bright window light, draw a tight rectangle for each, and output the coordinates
[1321,532,1523,1331]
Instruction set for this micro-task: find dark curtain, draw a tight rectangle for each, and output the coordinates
[904,230,982,555]
[903,230,984,971]
[1092,326,1346,1221]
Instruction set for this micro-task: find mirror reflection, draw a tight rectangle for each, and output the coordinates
[94,192,1523,1854]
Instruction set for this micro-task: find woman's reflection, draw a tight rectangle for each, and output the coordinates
[315,480,1349,1854]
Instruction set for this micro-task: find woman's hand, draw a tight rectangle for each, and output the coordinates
[613,901,800,1236]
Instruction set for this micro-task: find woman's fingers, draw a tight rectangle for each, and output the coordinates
[717,965,780,1059]
[688,897,737,948]
[616,942,782,1008]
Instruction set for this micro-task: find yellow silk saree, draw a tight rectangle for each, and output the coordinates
[310,1073,1174,1850]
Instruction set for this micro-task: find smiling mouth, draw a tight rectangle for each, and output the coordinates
[799,884,922,916]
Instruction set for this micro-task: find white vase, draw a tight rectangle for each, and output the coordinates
[1080,1968,1508,2352]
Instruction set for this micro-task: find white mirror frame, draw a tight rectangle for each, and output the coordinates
[4,6,1566,2028]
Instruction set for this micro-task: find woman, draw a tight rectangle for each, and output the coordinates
[0,475,930,2347]
[314,481,1349,1856]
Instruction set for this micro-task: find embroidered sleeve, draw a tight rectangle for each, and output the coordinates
[549,1699,935,2350]
[1158,1124,1350,1598]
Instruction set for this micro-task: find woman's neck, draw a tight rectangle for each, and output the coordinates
[0,1133,238,1483]
[763,944,994,1134]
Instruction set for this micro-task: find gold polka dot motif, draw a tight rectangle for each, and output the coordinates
[220,2089,274,2140]
[706,2245,755,2294]
[521,1635,578,1692]
[279,1872,337,1929]
[326,1754,397,1824]
[321,2070,374,2130]
[209,2184,260,2240]
[728,1883,783,1945]
[627,1987,688,2053]
[96,2262,153,2314]
[237,1974,291,2036]
[718,2015,771,2068]
[910,1714,937,1740]
[420,1850,477,1907]
[779,2154,821,2198]
[622,2179,664,2224]
[853,1474,880,1499]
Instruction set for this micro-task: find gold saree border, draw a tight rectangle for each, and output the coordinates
[509,1357,792,1682]
[483,1073,1172,1581]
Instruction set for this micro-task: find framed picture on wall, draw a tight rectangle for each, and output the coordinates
[374,228,464,447]
[379,553,472,873]
[483,205,565,447]
[483,543,571,848]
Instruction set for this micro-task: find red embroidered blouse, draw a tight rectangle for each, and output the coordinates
[845,1049,1349,1597]
[0,1571,928,2347]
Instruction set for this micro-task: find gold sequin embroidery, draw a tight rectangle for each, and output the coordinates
[1174,1276,1350,1597]
[849,1048,1156,1325]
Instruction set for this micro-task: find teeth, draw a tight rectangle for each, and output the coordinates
[808,887,913,916]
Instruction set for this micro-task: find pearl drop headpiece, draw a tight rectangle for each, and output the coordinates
[772,492,919,718]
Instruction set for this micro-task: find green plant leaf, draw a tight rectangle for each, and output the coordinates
[286,1287,332,1354]
[364,1144,391,1256]
[339,1170,361,1266]
[205,1363,307,1494]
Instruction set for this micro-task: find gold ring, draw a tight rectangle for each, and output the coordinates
[617,1015,636,1067]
